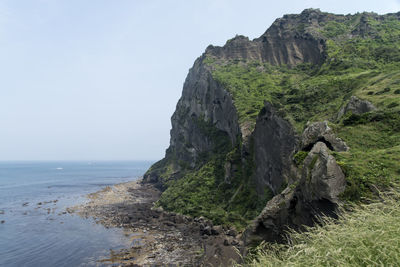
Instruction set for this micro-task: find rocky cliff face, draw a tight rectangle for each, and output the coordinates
[169,56,240,166]
[144,8,400,246]
[145,8,333,187]
[143,55,241,187]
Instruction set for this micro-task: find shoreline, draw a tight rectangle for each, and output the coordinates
[70,178,242,266]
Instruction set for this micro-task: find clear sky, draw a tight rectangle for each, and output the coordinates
[0,0,399,161]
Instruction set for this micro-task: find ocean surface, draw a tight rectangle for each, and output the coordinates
[0,161,153,267]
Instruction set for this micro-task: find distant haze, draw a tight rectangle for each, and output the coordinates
[0,0,399,161]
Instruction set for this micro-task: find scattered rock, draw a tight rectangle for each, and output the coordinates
[226,229,237,237]
[337,96,376,120]
[0,210,4,215]
[22,202,29,207]
[211,226,222,235]
[223,239,230,246]
[163,221,175,227]
[1,220,5,224]
[173,215,185,224]
[66,208,74,213]
[231,239,239,246]
[201,226,212,236]
[69,180,240,266]
[37,202,42,206]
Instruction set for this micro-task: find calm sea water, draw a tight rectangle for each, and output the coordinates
[0,161,153,267]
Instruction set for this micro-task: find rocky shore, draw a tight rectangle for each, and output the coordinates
[70,179,242,266]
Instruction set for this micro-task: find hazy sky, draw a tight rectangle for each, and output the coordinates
[0,0,399,160]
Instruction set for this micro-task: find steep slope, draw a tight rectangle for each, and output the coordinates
[144,8,400,237]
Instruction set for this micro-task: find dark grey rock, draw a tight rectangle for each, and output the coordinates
[163,221,175,227]
[301,121,349,152]
[226,228,237,237]
[337,96,376,120]
[211,226,221,235]
[173,215,185,224]
[253,101,299,194]
[301,142,346,202]
[201,226,212,236]
[143,56,241,187]
[231,239,239,246]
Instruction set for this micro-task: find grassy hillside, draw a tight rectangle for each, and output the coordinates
[241,191,400,266]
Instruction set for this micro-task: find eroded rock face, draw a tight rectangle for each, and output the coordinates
[243,142,346,245]
[301,121,349,152]
[337,96,376,120]
[206,9,327,66]
[169,56,241,165]
[143,56,241,185]
[252,102,298,195]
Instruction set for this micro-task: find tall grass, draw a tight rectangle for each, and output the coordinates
[242,191,400,267]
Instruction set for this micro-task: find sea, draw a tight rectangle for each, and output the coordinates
[0,160,153,267]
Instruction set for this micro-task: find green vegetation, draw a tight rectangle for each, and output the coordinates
[293,151,308,167]
[157,142,272,229]
[208,59,394,133]
[241,191,400,267]
[143,157,177,187]
[333,111,400,200]
[320,13,400,71]
[211,62,287,130]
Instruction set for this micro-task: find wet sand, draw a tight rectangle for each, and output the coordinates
[70,180,242,266]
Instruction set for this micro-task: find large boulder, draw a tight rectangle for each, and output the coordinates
[300,142,346,202]
[337,96,376,120]
[301,121,348,152]
[243,142,346,245]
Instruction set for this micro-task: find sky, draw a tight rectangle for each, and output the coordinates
[0,0,399,161]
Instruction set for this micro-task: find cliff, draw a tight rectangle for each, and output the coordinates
[144,8,400,244]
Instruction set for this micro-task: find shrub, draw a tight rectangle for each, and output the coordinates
[294,151,309,167]
[387,102,399,109]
